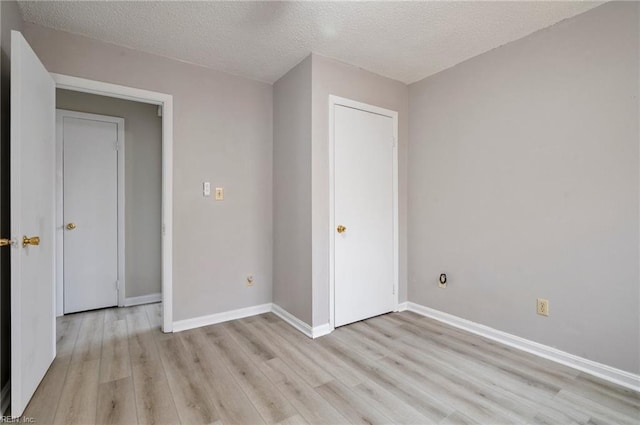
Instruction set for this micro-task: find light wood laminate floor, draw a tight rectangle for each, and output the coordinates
[21,304,639,425]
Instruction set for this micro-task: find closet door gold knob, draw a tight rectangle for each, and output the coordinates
[22,236,40,247]
[337,225,347,234]
[66,223,76,230]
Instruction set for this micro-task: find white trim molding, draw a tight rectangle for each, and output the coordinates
[271,304,333,339]
[173,303,272,333]
[397,301,409,312]
[0,380,10,416]
[312,323,333,338]
[271,304,313,338]
[406,302,640,392]
[124,293,162,307]
[52,73,174,333]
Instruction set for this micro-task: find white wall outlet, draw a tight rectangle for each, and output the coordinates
[215,187,224,200]
[203,181,211,197]
[246,275,254,287]
[537,298,549,316]
[438,273,447,288]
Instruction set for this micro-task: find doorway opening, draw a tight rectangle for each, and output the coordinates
[52,74,173,333]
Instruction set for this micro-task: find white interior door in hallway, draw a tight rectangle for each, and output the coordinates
[9,30,56,418]
[59,110,124,314]
[332,98,398,327]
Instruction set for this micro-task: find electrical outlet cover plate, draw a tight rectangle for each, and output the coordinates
[537,298,549,316]
[438,273,447,288]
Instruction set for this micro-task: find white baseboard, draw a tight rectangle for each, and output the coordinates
[124,292,162,307]
[271,304,333,339]
[271,304,313,338]
[397,301,409,312]
[406,302,640,392]
[312,323,333,338]
[173,303,272,332]
[1,380,9,416]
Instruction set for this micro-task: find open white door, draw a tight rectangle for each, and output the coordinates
[10,31,56,417]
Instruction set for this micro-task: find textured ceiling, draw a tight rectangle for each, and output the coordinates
[18,1,603,84]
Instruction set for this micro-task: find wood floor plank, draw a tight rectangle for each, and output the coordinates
[71,310,105,364]
[157,336,221,424]
[385,331,571,424]
[127,311,161,365]
[380,353,533,424]
[260,358,349,425]
[316,334,453,423]
[57,314,83,357]
[555,389,640,425]
[315,379,393,425]
[53,359,100,425]
[351,379,435,425]
[96,377,138,425]
[126,309,180,425]
[208,331,298,424]
[275,414,309,425]
[143,303,163,330]
[223,320,277,363]
[99,319,131,383]
[269,320,363,387]
[563,373,640,418]
[332,324,393,361]
[398,323,568,397]
[179,330,266,425]
[130,358,180,425]
[23,356,71,423]
[248,320,334,388]
[439,411,479,425]
[35,306,640,425]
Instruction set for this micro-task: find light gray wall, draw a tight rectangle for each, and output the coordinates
[23,23,273,321]
[311,54,409,327]
[408,1,639,373]
[273,56,313,324]
[56,89,162,299]
[0,0,23,400]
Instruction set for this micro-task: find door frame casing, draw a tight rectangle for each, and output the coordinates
[52,73,174,332]
[328,95,399,330]
[56,109,125,313]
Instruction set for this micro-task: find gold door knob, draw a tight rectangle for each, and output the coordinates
[66,223,77,230]
[0,238,11,247]
[337,225,347,234]
[22,236,40,247]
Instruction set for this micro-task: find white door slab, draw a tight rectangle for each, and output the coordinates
[10,30,56,417]
[60,111,121,314]
[333,103,396,327]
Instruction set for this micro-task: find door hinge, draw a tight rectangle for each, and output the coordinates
[114,140,121,151]
[116,280,120,291]
[157,105,163,117]
[392,137,397,148]
[393,285,396,295]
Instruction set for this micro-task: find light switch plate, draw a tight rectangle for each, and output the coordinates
[203,182,211,197]
[215,187,224,200]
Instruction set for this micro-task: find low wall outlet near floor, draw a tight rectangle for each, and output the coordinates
[246,275,254,287]
[537,298,549,316]
[438,273,447,288]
